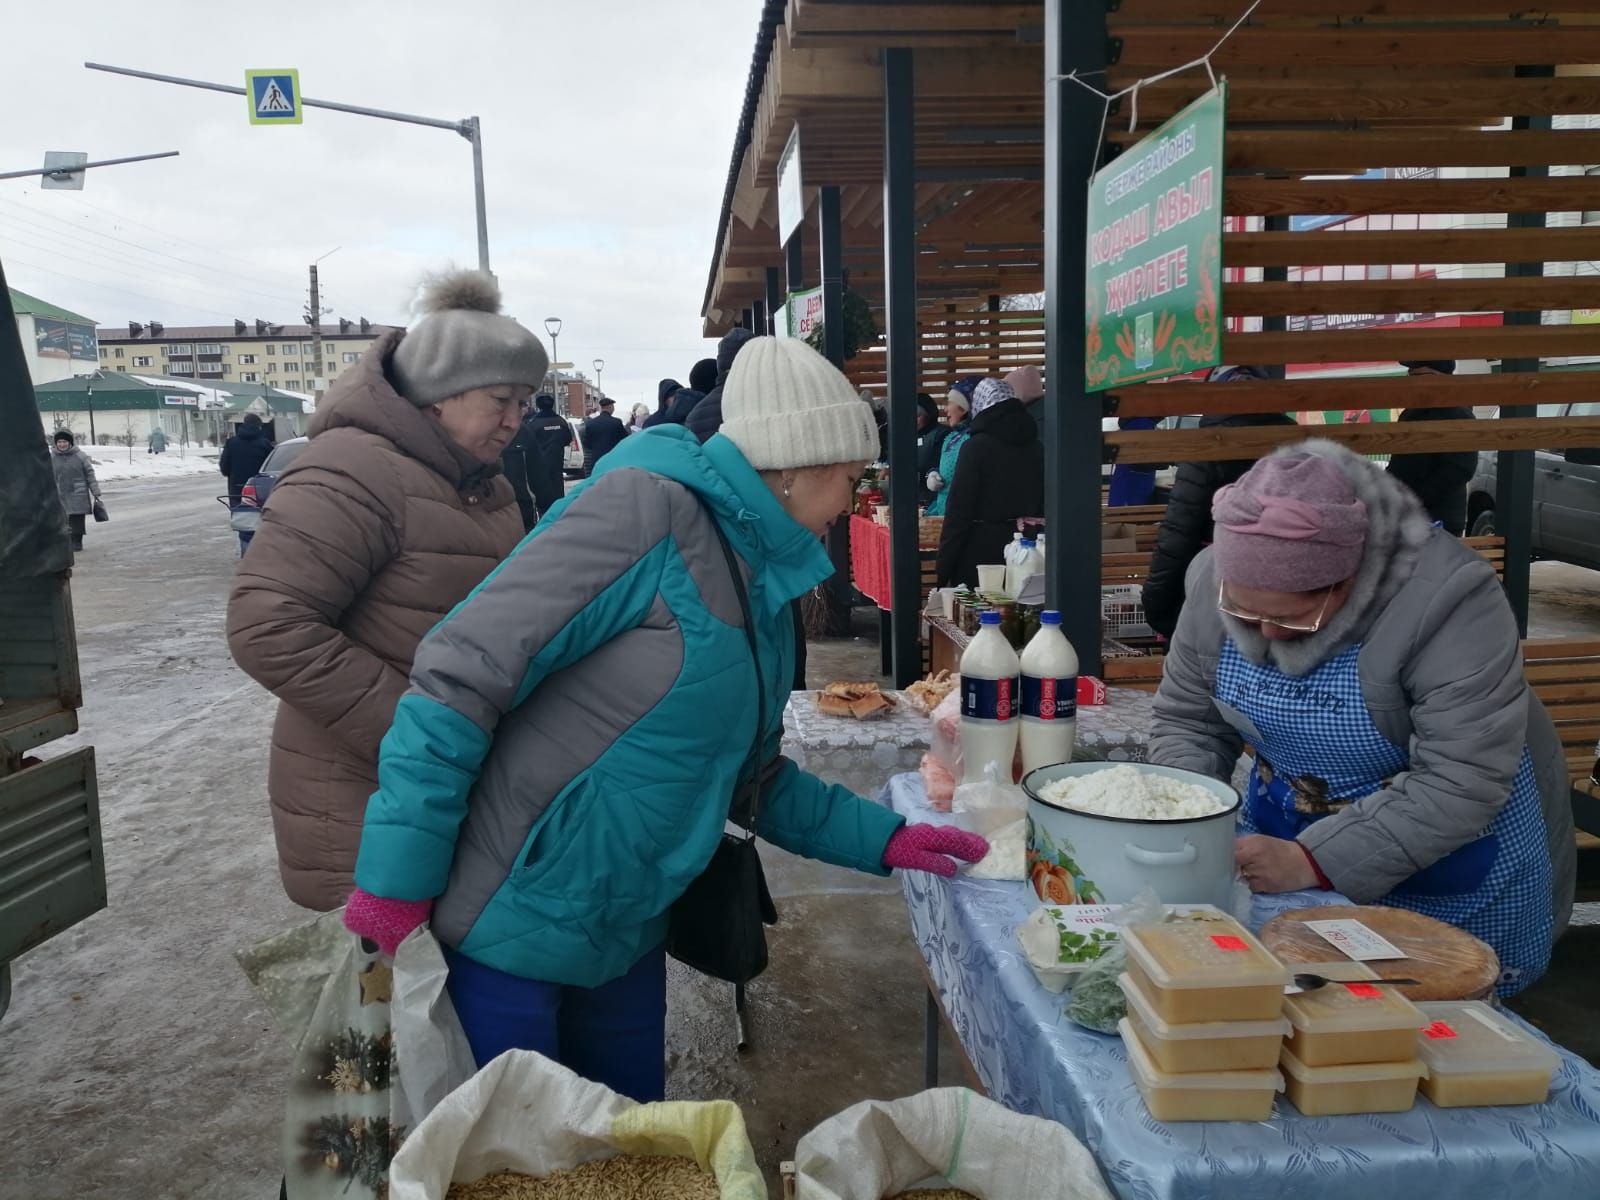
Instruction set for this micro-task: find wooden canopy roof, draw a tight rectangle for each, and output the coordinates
[705,2,1600,466]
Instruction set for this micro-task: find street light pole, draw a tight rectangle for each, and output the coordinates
[544,316,563,413]
[84,63,491,272]
[593,357,605,397]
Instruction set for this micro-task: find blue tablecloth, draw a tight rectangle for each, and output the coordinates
[883,772,1600,1200]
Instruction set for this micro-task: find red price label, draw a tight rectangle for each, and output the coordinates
[1210,935,1249,952]
[1343,983,1383,999]
[1424,1021,1458,1040]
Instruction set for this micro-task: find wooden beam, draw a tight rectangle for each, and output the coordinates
[1113,77,1600,124]
[1106,129,1600,173]
[1117,26,1600,69]
[791,2,1038,36]
[1109,370,1600,420]
[1225,276,1600,318]
[1224,225,1600,268]
[1227,323,1600,364]
[1107,416,1600,466]
[1114,1,1583,16]
[1227,177,1600,218]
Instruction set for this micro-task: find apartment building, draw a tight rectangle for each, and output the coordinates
[94,317,403,393]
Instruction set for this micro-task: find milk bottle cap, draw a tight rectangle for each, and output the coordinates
[979,611,1001,626]
[1040,610,1061,625]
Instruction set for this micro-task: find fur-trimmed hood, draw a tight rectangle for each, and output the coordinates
[1220,438,1435,678]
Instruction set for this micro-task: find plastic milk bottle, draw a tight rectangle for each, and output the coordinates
[1006,538,1044,597]
[1019,610,1079,774]
[960,611,1022,783]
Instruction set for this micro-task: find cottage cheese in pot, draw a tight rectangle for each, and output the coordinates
[1039,764,1229,820]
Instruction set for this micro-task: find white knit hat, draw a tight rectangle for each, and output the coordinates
[719,336,880,470]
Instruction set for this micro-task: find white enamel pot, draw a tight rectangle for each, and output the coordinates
[1020,762,1241,910]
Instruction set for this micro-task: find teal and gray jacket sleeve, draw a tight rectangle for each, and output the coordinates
[355,468,684,901]
[354,447,903,950]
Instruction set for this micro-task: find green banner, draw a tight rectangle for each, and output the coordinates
[1085,83,1226,392]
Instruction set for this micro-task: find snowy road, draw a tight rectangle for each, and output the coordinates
[0,473,302,1200]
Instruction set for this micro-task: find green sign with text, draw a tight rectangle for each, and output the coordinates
[1085,83,1226,392]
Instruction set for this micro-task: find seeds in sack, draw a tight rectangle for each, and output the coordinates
[890,1191,978,1199]
[445,1155,719,1199]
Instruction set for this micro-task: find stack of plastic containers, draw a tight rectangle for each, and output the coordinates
[1116,914,1290,1121]
[1414,1000,1561,1108]
[1277,961,1428,1116]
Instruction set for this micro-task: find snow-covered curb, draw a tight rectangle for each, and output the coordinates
[86,450,221,482]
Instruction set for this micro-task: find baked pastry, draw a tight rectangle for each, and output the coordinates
[1259,905,1500,1001]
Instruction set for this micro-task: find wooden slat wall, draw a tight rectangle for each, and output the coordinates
[1089,2,1600,467]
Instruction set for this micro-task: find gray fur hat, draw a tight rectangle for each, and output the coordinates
[390,269,550,407]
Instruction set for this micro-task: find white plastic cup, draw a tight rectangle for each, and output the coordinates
[977,564,1007,592]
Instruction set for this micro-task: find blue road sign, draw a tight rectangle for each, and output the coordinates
[246,69,301,125]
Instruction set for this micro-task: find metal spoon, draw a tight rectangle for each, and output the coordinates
[1292,972,1421,992]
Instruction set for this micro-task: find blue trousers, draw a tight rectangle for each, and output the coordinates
[443,945,668,1102]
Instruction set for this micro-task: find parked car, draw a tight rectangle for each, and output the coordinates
[224,436,310,552]
[565,418,584,477]
[1467,402,1600,570]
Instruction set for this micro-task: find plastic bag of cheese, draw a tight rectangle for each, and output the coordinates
[953,765,1027,880]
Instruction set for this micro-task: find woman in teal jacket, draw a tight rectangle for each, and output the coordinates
[344,337,985,1100]
[924,376,980,517]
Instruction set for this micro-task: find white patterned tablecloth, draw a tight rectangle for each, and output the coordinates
[782,686,1172,797]
[881,771,1600,1200]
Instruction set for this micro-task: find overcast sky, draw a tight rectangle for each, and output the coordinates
[0,0,756,407]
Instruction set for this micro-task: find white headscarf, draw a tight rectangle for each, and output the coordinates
[970,378,1016,417]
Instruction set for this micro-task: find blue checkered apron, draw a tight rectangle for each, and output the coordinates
[1216,641,1554,995]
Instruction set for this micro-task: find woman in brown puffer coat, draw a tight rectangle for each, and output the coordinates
[227,270,545,910]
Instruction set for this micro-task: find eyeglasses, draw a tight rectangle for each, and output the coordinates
[1217,581,1337,634]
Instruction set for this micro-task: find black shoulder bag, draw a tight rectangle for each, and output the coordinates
[666,512,779,984]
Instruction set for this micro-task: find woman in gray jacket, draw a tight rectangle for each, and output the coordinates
[50,429,101,552]
[1150,440,1573,996]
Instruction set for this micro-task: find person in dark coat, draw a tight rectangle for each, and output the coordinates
[219,413,274,504]
[686,328,757,443]
[581,398,629,475]
[936,379,1044,587]
[915,393,949,506]
[1387,360,1476,535]
[641,379,681,429]
[1140,365,1295,639]
[50,429,101,553]
[524,393,574,497]
[501,399,560,532]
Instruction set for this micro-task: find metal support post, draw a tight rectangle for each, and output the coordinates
[820,186,846,366]
[786,226,805,296]
[1042,0,1108,677]
[308,264,324,406]
[765,266,783,335]
[818,183,854,636]
[1262,215,1290,380]
[463,116,491,273]
[1497,65,1554,635]
[884,48,922,687]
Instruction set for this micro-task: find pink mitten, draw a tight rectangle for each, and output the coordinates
[883,824,990,878]
[343,887,433,956]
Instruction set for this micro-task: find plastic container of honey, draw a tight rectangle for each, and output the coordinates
[1120,1019,1282,1122]
[1279,1046,1425,1116]
[1119,973,1289,1073]
[1121,914,1289,1024]
[1414,1001,1561,1108]
[1281,961,1427,1067]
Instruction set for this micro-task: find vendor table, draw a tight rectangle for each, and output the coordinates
[882,772,1600,1200]
[848,515,938,675]
[781,690,931,797]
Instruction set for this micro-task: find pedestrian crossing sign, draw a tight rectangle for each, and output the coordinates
[246,69,301,125]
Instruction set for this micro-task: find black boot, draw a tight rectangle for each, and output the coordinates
[71,537,83,552]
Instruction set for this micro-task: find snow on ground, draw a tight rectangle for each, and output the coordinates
[84,448,222,483]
